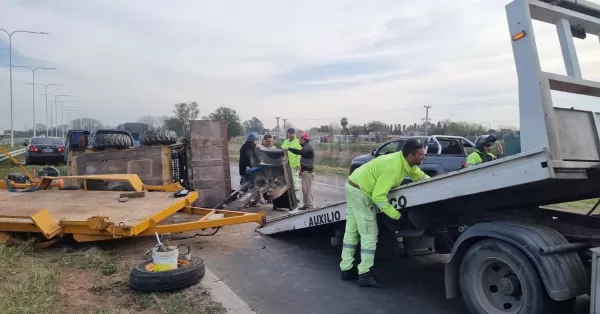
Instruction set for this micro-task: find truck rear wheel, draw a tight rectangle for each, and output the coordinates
[459,239,561,314]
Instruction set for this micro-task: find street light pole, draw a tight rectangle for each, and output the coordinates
[52,95,70,136]
[32,83,62,136]
[57,101,76,138]
[0,28,49,146]
[13,66,56,137]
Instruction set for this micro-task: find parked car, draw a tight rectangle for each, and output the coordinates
[24,136,66,165]
[349,135,475,177]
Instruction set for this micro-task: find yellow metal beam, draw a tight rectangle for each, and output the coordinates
[0,181,37,190]
[38,174,145,191]
[144,182,185,192]
[138,207,266,235]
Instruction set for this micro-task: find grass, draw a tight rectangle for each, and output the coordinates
[0,241,226,314]
[51,248,119,276]
[0,153,68,181]
[0,241,60,314]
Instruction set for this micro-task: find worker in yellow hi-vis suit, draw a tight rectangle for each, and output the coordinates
[466,134,504,166]
[340,138,430,287]
[280,128,302,204]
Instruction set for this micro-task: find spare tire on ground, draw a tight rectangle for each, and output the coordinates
[91,132,133,150]
[129,256,205,292]
[140,129,178,146]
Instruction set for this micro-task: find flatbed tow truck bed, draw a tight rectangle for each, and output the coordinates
[258,148,600,235]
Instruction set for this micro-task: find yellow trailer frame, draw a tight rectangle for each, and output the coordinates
[0,174,266,244]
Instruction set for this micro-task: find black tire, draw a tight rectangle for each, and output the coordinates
[81,180,109,191]
[459,239,563,314]
[129,256,205,292]
[140,129,177,146]
[59,186,80,190]
[109,184,135,191]
[91,132,133,149]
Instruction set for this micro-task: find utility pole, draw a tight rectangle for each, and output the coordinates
[423,105,432,136]
[275,117,280,139]
[283,118,287,132]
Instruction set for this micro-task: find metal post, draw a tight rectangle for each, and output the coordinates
[0,29,49,145]
[45,87,49,136]
[424,105,432,135]
[591,247,600,313]
[9,35,13,145]
[555,18,582,78]
[32,68,35,137]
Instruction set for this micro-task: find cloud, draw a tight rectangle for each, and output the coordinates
[0,0,598,132]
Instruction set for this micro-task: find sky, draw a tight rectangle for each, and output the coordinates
[0,0,599,132]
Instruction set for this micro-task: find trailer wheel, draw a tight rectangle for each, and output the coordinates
[129,256,205,292]
[459,239,560,314]
[140,129,177,146]
[91,133,133,149]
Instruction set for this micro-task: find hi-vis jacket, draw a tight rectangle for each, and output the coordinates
[466,150,496,166]
[348,152,430,220]
[281,137,301,168]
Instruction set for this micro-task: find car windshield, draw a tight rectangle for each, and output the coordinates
[30,137,64,145]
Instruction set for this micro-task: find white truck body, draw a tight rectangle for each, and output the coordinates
[257,0,600,313]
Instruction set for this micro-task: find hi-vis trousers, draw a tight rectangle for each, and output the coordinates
[339,182,378,275]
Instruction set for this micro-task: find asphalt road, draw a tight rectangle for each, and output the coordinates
[192,165,590,314]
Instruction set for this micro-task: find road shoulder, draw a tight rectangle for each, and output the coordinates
[203,266,257,314]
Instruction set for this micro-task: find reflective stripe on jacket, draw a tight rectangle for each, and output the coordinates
[348,152,430,219]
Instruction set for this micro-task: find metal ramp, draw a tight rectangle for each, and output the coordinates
[259,0,600,236]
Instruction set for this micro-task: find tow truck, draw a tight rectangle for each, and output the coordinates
[255,0,600,313]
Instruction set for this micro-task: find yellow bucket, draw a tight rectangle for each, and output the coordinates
[152,246,179,271]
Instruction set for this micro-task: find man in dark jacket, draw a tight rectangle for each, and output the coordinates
[283,132,315,210]
[239,133,259,185]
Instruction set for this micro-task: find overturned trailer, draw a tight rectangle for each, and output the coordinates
[257,1,600,313]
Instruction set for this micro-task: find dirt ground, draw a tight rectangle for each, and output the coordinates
[0,235,227,314]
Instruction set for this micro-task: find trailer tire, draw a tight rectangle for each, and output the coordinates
[140,129,177,146]
[109,184,135,191]
[129,256,205,292]
[459,239,561,314]
[59,186,80,190]
[91,133,133,149]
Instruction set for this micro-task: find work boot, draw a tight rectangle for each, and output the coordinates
[357,271,381,288]
[340,267,358,281]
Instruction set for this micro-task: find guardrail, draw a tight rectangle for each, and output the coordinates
[0,148,27,162]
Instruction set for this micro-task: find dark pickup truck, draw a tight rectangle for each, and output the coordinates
[349,135,475,176]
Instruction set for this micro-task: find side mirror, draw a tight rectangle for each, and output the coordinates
[371,149,377,156]
[23,142,28,146]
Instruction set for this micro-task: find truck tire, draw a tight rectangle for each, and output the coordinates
[91,133,133,150]
[459,239,564,314]
[140,129,177,146]
[129,256,205,292]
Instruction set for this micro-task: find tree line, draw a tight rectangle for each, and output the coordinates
[5,103,516,141]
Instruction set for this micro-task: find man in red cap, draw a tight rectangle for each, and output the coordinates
[282,132,315,210]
